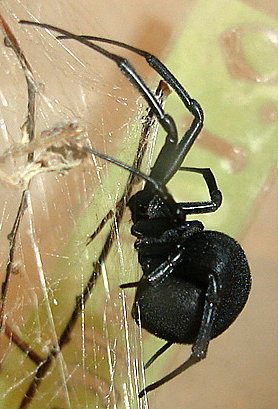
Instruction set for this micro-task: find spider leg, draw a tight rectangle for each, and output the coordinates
[144,341,173,370]
[19,21,203,185]
[81,145,171,202]
[139,274,219,397]
[139,355,199,398]
[145,243,188,285]
[68,35,204,184]
[119,237,186,288]
[177,167,222,215]
[19,21,177,145]
[120,281,140,289]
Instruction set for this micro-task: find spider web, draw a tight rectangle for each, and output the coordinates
[0,7,169,409]
[2,2,278,409]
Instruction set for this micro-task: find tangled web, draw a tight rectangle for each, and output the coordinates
[0,11,168,409]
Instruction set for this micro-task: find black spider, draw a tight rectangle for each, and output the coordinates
[20,21,251,399]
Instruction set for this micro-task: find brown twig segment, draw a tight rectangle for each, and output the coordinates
[0,14,36,331]
[4,323,44,366]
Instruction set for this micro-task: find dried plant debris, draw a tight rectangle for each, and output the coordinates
[0,122,88,189]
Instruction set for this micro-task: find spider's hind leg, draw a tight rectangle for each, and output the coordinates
[138,274,219,397]
[144,341,173,370]
[120,281,140,289]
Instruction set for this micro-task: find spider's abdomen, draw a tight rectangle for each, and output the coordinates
[132,277,205,344]
[177,230,251,339]
[133,230,251,345]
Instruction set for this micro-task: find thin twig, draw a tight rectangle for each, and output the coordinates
[4,323,44,365]
[0,15,36,330]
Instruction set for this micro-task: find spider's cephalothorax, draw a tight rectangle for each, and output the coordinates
[20,20,251,398]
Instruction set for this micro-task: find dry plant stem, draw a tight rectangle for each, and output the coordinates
[0,15,36,331]
[4,323,44,365]
[19,80,170,409]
